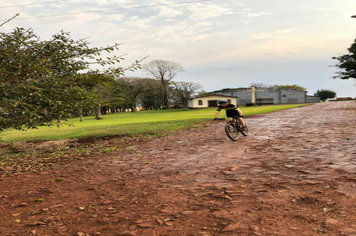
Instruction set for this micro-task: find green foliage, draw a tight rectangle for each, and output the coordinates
[116,77,154,112]
[195,90,209,97]
[0,27,133,131]
[332,38,356,80]
[270,85,307,91]
[315,89,336,101]
[138,79,164,110]
[210,88,245,93]
[245,103,257,107]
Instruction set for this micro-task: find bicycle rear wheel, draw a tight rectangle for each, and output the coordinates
[225,122,240,141]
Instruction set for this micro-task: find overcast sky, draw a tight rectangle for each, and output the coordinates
[1,0,356,97]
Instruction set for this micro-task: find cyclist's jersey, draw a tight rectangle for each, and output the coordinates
[216,104,240,117]
[216,103,238,112]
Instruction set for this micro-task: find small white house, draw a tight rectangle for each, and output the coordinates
[188,94,239,108]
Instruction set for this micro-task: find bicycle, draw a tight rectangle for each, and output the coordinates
[225,115,248,141]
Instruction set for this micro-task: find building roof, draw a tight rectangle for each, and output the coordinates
[190,93,239,100]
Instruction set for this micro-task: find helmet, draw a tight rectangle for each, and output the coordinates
[218,100,228,104]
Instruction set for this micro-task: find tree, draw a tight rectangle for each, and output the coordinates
[332,38,356,81]
[116,77,151,112]
[172,81,202,108]
[143,60,184,109]
[250,83,267,88]
[0,27,137,131]
[84,73,122,119]
[271,85,307,91]
[139,79,163,110]
[196,90,209,97]
[315,89,336,102]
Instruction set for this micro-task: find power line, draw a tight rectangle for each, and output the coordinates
[0,0,71,9]
[8,0,212,20]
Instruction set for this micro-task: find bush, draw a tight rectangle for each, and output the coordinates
[245,103,256,107]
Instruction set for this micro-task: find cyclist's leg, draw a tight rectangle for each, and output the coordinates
[238,117,245,127]
[237,110,246,127]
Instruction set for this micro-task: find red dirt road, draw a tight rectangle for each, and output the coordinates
[1,101,356,236]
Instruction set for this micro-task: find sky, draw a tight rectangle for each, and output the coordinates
[1,0,356,97]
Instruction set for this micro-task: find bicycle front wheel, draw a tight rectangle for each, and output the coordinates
[225,122,240,141]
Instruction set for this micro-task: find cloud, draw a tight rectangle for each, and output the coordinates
[243,12,273,18]
[188,4,235,20]
[156,6,184,18]
[94,0,135,5]
[146,22,211,44]
[196,21,213,27]
[316,7,343,13]
[248,29,295,41]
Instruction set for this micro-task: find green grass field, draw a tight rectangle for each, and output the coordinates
[1,104,307,143]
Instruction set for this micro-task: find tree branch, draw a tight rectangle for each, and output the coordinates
[0,13,20,27]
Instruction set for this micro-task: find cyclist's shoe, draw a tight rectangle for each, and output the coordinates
[241,126,247,131]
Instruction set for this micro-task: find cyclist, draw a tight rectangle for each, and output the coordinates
[214,100,247,131]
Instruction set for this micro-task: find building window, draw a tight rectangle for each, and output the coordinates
[198,100,203,105]
[282,95,286,97]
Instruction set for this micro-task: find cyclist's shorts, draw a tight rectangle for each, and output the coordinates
[226,109,239,118]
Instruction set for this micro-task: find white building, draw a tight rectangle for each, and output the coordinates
[188,94,238,108]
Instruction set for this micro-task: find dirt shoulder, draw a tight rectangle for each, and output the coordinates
[1,101,356,236]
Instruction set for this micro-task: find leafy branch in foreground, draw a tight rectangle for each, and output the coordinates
[332,38,356,81]
[0,27,141,131]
